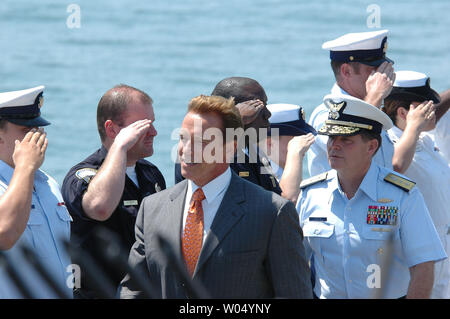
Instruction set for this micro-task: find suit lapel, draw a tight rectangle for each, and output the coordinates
[193,173,246,277]
[163,180,188,257]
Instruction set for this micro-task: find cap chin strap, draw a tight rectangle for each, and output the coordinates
[325,119,373,130]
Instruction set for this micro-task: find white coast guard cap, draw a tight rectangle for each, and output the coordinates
[319,94,393,136]
[267,104,316,136]
[386,71,440,104]
[0,86,50,126]
[322,29,393,66]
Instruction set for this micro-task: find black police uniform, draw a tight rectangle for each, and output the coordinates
[174,148,282,195]
[61,146,166,298]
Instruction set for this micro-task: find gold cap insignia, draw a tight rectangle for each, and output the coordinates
[301,108,305,121]
[328,101,346,120]
[383,41,388,53]
[38,96,44,108]
[349,56,354,61]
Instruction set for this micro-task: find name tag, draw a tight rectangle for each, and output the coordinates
[239,171,249,177]
[309,217,327,222]
[123,200,138,206]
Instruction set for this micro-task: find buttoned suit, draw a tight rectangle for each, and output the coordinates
[119,171,312,299]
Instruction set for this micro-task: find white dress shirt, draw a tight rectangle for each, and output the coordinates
[182,167,232,245]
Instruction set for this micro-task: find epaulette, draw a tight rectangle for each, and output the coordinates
[300,171,329,189]
[384,173,416,192]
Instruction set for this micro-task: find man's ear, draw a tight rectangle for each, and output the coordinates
[367,138,379,156]
[104,120,119,139]
[340,63,352,78]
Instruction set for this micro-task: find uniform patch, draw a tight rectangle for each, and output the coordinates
[367,205,398,225]
[75,168,98,184]
[384,173,415,192]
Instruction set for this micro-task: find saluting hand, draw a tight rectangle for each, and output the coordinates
[235,99,264,125]
[365,61,396,108]
[406,100,436,133]
[113,119,152,151]
[287,133,315,158]
[12,128,48,172]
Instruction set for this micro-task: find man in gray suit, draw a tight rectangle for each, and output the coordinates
[119,95,312,298]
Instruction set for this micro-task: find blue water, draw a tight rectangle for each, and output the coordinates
[1,0,449,186]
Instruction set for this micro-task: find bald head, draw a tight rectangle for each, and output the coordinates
[211,77,268,105]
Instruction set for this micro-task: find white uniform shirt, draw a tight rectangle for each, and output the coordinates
[387,126,450,227]
[430,110,450,163]
[182,167,232,245]
[307,84,394,177]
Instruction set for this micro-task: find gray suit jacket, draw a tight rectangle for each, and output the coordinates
[119,171,312,299]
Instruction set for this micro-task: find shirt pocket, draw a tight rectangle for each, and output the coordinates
[360,226,397,264]
[303,221,335,238]
[26,211,51,258]
[55,206,72,240]
[302,221,335,263]
[361,226,395,241]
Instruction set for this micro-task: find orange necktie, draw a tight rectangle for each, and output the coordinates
[182,188,205,276]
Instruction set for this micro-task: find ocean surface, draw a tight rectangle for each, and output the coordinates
[1,0,449,186]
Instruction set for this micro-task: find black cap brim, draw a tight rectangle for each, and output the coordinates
[6,116,51,127]
[386,87,441,104]
[269,120,317,137]
[359,55,394,67]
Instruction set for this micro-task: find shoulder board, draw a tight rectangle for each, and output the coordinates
[384,173,416,192]
[300,171,329,189]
